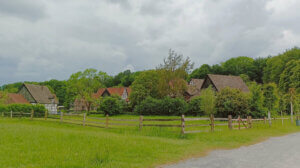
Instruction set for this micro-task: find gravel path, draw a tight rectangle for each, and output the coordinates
[164,132,300,168]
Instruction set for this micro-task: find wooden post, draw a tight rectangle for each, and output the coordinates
[210,114,214,132]
[247,116,251,129]
[249,116,252,128]
[10,110,12,118]
[264,116,267,125]
[181,115,185,134]
[44,110,48,120]
[291,101,294,123]
[281,111,283,126]
[268,111,272,127]
[60,112,63,123]
[30,110,34,120]
[106,114,109,128]
[139,115,143,131]
[238,115,241,130]
[228,115,232,130]
[83,113,86,126]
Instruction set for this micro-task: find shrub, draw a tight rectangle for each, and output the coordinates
[160,97,188,116]
[216,88,250,118]
[0,104,46,117]
[199,87,216,116]
[134,97,187,116]
[98,97,123,116]
[32,104,47,117]
[187,96,203,116]
[134,97,161,115]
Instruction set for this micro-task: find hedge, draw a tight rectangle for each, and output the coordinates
[0,104,46,117]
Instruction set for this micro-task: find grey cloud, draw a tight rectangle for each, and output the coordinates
[0,0,46,21]
[0,0,299,84]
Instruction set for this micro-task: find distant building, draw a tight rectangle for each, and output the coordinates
[185,79,204,100]
[6,93,29,104]
[201,74,250,92]
[19,84,59,114]
[72,87,131,112]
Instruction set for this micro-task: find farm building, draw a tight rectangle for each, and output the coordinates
[185,79,204,100]
[6,93,30,104]
[72,87,131,112]
[19,84,58,114]
[201,74,250,92]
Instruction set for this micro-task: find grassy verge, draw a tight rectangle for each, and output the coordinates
[0,117,299,168]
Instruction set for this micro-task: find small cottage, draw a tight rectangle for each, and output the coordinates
[19,84,59,114]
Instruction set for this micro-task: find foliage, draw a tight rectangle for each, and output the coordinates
[215,88,250,117]
[262,83,278,113]
[0,104,46,117]
[156,49,194,98]
[40,80,67,106]
[130,70,160,106]
[189,64,211,80]
[134,97,187,116]
[222,56,256,80]
[67,69,104,112]
[199,87,216,115]
[0,91,8,105]
[187,96,203,116]
[248,82,266,118]
[263,47,300,84]
[98,96,123,115]
[279,60,300,92]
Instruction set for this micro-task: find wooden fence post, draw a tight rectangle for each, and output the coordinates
[31,110,34,120]
[249,116,252,128]
[44,110,48,120]
[238,115,241,130]
[281,111,283,126]
[181,115,185,134]
[10,110,12,118]
[60,112,63,123]
[210,114,214,132]
[247,116,250,129]
[139,115,143,131]
[83,113,86,126]
[106,114,109,128]
[228,115,232,130]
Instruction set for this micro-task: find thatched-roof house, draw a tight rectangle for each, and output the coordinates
[19,84,58,114]
[201,74,249,92]
[185,79,204,100]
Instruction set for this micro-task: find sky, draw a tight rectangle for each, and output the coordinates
[0,0,299,85]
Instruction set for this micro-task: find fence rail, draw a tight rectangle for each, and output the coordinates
[1,111,292,134]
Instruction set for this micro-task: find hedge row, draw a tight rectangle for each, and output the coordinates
[0,104,46,117]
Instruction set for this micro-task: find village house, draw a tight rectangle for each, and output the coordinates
[19,84,59,114]
[73,87,131,112]
[185,74,249,100]
[201,74,250,92]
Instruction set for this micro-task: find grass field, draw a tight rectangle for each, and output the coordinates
[0,116,299,168]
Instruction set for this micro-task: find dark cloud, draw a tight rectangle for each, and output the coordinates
[0,0,46,21]
[0,0,299,84]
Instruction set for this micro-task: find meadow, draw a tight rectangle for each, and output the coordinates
[0,116,299,168]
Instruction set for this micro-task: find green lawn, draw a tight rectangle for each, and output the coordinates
[0,116,299,168]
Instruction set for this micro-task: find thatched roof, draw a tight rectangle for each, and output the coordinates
[23,84,58,104]
[187,79,204,95]
[205,74,249,92]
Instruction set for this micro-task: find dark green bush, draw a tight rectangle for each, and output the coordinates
[187,96,204,116]
[98,97,123,115]
[134,97,187,116]
[32,104,47,117]
[0,104,46,117]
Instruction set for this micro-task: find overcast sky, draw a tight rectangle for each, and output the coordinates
[0,0,299,85]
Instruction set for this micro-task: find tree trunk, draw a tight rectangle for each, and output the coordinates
[291,101,294,123]
[268,110,271,126]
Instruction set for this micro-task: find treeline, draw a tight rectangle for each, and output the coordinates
[0,48,299,117]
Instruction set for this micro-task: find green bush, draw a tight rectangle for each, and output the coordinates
[187,96,204,116]
[0,104,46,117]
[215,88,250,118]
[134,97,187,116]
[98,97,123,115]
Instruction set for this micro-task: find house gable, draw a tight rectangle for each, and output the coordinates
[19,85,36,103]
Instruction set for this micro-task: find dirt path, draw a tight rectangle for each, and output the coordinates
[164,132,300,168]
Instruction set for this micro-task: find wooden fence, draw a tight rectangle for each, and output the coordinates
[2,111,290,134]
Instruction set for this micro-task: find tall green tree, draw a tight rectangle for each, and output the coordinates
[263,83,278,125]
[157,49,194,98]
[199,87,216,116]
[222,56,255,80]
[248,82,265,118]
[279,60,300,92]
[67,69,104,112]
[189,64,211,80]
